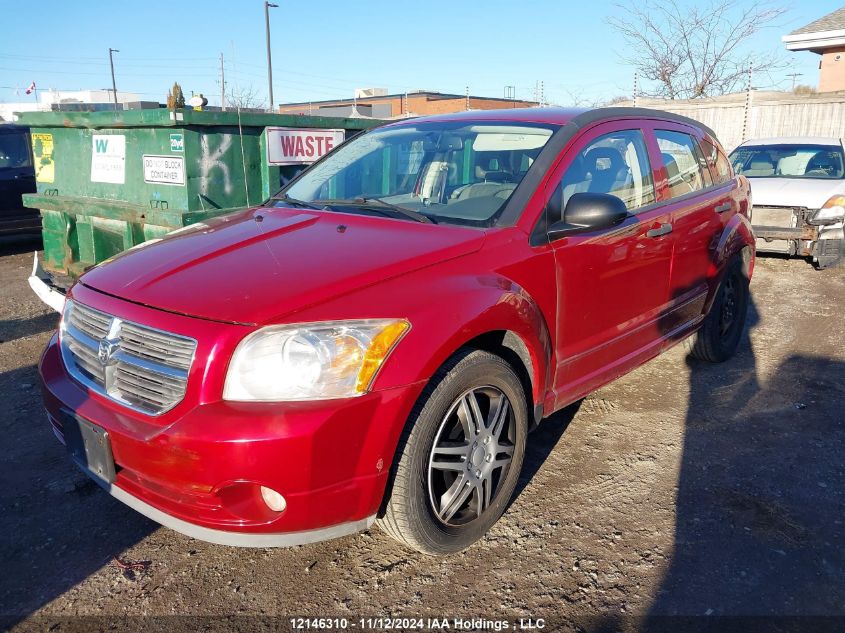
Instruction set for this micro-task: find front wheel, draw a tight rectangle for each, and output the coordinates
[685,256,749,363]
[378,349,528,555]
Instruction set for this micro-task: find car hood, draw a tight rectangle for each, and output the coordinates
[80,206,486,325]
[748,177,845,209]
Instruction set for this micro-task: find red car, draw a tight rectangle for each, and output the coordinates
[39,107,754,554]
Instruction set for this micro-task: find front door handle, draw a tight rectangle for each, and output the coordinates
[714,202,732,213]
[646,223,673,238]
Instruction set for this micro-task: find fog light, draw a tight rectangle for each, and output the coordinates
[260,486,287,512]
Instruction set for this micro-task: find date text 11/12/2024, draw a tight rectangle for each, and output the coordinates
[289,617,547,630]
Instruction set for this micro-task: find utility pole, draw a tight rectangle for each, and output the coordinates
[741,62,754,143]
[108,48,119,111]
[786,72,803,91]
[465,86,469,111]
[219,53,226,111]
[633,72,639,107]
[264,1,278,112]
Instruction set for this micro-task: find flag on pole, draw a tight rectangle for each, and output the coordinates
[25,81,36,95]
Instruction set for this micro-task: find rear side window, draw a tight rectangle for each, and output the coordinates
[655,130,707,197]
[555,129,655,214]
[700,138,733,184]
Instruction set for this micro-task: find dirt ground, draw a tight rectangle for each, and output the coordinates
[0,239,843,632]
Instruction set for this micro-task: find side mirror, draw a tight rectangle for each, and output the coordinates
[548,192,629,240]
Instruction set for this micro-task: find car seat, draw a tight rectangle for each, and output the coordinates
[742,156,776,177]
[584,147,629,195]
[804,151,841,177]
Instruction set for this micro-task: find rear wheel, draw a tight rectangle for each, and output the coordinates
[378,349,528,555]
[685,256,749,362]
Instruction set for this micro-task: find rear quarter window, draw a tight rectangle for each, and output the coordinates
[699,138,733,184]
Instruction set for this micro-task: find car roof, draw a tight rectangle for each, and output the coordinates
[399,107,587,126]
[381,106,718,140]
[738,136,843,147]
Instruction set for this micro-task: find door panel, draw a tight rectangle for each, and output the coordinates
[652,125,733,334]
[544,123,674,407]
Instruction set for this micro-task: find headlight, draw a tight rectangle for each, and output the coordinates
[223,319,410,401]
[810,195,845,226]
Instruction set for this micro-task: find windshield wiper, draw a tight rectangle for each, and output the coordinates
[316,197,435,224]
[269,194,325,210]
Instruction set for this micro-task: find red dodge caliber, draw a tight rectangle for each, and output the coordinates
[40,108,754,554]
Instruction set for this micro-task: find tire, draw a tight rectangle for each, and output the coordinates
[378,349,528,555]
[685,256,749,363]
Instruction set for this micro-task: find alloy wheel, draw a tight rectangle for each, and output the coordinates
[427,386,516,526]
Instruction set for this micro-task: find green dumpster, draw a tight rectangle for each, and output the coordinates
[19,109,382,282]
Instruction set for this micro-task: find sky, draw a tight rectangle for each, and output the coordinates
[1,0,841,108]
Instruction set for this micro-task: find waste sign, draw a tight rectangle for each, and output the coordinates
[266,127,345,165]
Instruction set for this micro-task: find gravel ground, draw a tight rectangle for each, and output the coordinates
[0,241,843,632]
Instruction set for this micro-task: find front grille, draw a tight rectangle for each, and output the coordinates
[60,300,197,415]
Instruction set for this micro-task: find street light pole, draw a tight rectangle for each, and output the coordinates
[264,2,278,112]
[108,48,119,111]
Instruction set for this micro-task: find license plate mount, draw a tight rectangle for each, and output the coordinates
[60,410,116,485]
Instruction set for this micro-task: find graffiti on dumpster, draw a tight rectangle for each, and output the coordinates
[31,132,54,183]
[90,134,126,184]
[198,134,233,197]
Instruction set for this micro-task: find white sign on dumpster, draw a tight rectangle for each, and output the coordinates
[91,134,126,184]
[143,155,185,186]
[266,127,344,165]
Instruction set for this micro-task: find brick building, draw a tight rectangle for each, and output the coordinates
[783,7,845,93]
[277,90,537,118]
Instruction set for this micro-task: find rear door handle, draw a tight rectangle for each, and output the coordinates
[646,223,673,238]
[714,202,732,213]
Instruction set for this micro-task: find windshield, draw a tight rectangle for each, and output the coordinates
[729,144,845,180]
[275,121,559,225]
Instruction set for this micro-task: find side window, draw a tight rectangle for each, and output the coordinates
[700,138,734,185]
[655,130,706,197]
[554,129,655,218]
[714,149,733,183]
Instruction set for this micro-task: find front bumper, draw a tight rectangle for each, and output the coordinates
[39,321,424,547]
[751,206,844,267]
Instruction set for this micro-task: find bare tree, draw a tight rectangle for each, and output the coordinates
[558,89,613,108]
[226,84,268,111]
[607,0,787,99]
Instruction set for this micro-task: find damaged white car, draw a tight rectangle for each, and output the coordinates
[730,136,845,269]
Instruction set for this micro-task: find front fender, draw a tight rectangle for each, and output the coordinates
[372,273,553,407]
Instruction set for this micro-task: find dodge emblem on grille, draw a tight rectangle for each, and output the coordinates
[98,338,120,366]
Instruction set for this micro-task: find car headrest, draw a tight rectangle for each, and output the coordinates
[662,153,680,179]
[584,147,624,173]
